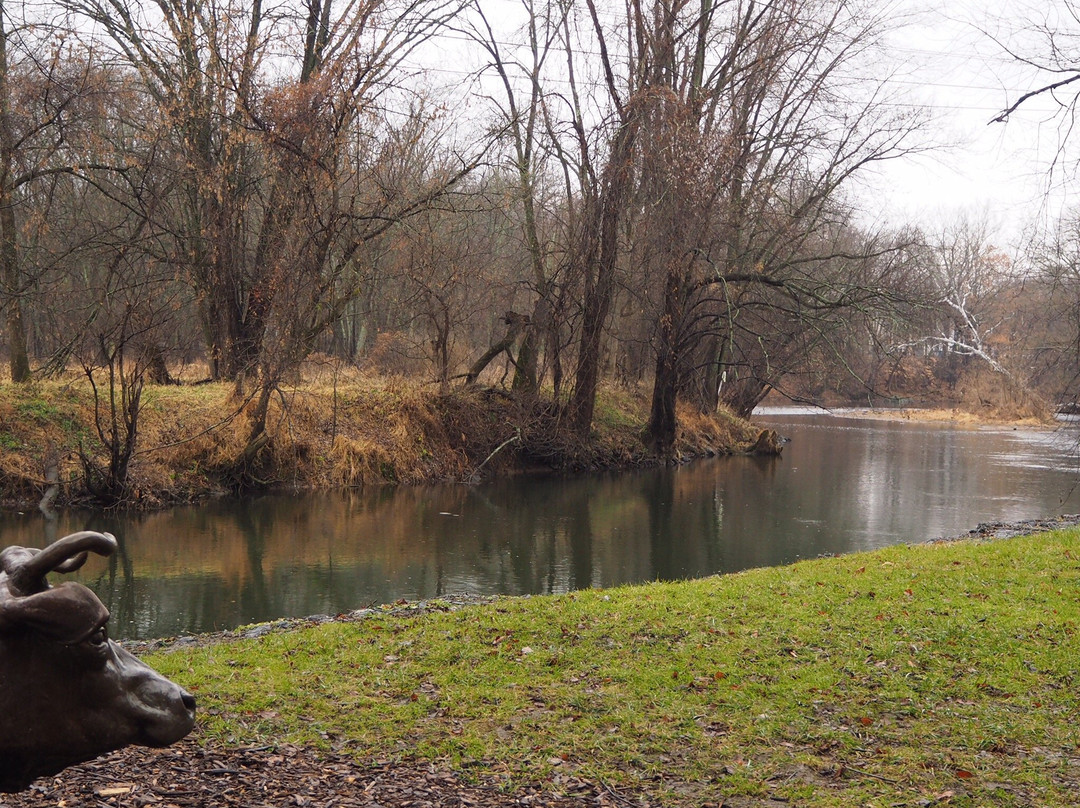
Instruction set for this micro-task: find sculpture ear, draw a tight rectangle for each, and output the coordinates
[0,546,35,576]
[0,582,109,643]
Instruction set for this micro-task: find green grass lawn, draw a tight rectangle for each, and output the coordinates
[148,528,1080,807]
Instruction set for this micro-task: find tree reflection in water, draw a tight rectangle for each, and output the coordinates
[1,413,1078,639]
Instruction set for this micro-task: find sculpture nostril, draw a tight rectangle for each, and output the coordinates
[181,693,197,712]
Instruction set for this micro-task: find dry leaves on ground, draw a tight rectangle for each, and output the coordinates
[0,740,653,808]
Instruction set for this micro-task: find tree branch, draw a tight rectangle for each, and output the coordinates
[991,71,1080,124]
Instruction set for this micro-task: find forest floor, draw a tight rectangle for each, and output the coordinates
[6,519,1080,808]
[0,366,764,511]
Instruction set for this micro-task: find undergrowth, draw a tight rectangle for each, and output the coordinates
[0,367,760,509]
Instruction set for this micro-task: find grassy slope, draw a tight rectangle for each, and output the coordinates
[148,529,1080,807]
[0,371,759,508]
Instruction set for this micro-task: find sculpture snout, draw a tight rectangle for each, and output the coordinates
[121,646,197,746]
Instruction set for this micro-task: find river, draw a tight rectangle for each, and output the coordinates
[1,408,1078,640]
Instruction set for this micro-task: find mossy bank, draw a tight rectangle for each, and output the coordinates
[0,367,763,510]
[141,528,1080,807]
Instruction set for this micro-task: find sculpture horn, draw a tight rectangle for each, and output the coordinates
[9,532,117,596]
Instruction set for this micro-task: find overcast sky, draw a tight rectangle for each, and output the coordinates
[865,0,1074,248]
[425,0,1074,249]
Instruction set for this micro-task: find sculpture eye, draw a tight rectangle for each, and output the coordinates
[87,626,108,647]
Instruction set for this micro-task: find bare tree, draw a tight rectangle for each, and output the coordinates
[57,0,475,389]
[989,2,1080,129]
[0,2,114,382]
[466,0,574,396]
[1025,207,1080,406]
[601,0,930,450]
[913,215,1016,379]
[454,0,928,449]
[986,3,1080,409]
[71,238,185,505]
[0,0,27,381]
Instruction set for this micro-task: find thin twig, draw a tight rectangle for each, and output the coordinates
[465,430,521,483]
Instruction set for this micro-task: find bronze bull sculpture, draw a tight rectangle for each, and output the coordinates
[0,531,196,792]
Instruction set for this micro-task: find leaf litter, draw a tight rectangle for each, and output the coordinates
[0,740,654,808]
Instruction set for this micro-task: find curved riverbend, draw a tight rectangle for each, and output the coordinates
[1,409,1077,639]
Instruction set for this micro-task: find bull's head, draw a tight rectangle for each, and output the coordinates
[0,531,196,792]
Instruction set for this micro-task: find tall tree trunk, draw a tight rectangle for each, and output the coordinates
[647,266,683,454]
[436,306,450,394]
[694,333,724,413]
[200,274,248,381]
[568,121,636,436]
[648,343,679,454]
[0,2,28,383]
[2,274,29,382]
[513,292,552,395]
[568,263,612,436]
[512,325,538,394]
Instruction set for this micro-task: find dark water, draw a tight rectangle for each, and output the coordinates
[2,410,1079,640]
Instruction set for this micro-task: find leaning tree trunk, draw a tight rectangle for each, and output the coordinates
[720,374,772,419]
[464,311,529,387]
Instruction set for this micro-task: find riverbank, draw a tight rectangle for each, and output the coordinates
[757,401,1058,428]
[116,514,1080,656]
[0,368,763,510]
[11,522,1079,807]
[840,406,1056,428]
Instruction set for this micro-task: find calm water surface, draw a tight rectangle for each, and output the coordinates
[2,409,1078,639]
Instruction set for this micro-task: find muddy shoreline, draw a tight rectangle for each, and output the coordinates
[942,514,1080,541]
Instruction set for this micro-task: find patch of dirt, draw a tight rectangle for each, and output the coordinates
[0,741,656,808]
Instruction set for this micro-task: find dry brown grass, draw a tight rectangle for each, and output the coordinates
[844,365,1055,428]
[674,399,760,456]
[950,364,1054,423]
[847,407,1052,428]
[0,364,761,509]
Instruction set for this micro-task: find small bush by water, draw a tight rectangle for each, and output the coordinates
[148,529,1080,807]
